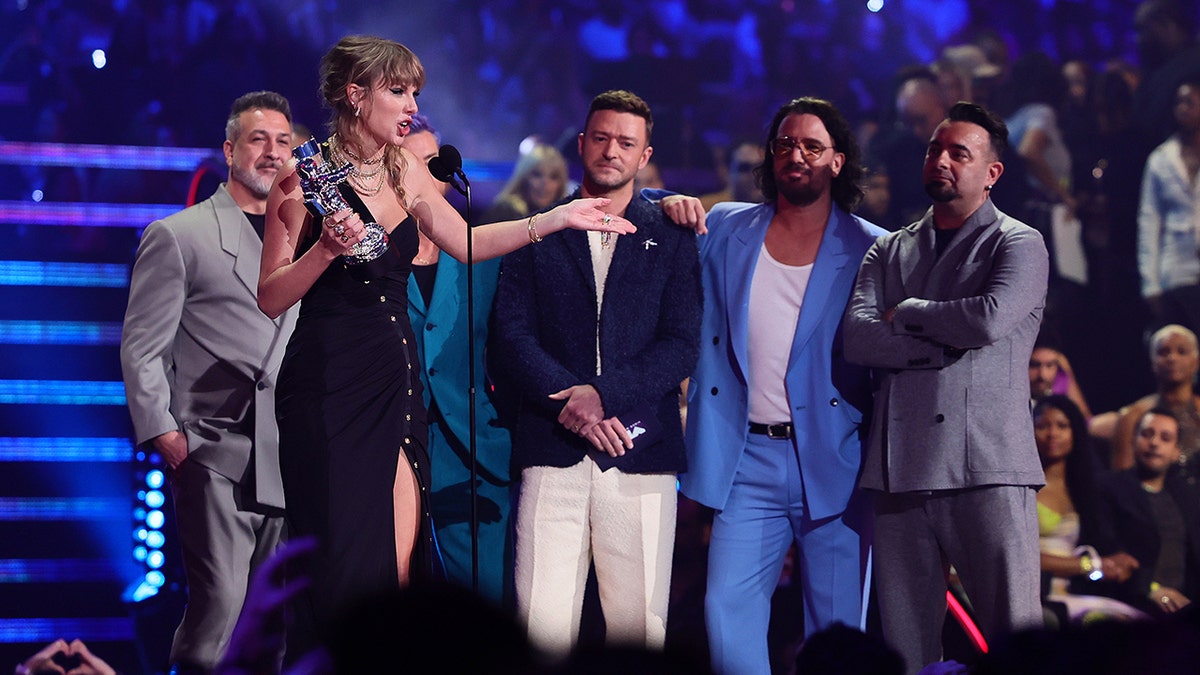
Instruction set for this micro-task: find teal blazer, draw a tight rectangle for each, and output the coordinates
[407,255,511,483]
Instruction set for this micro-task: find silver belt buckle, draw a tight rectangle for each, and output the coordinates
[767,423,789,440]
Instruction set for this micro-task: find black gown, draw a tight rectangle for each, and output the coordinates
[276,206,434,653]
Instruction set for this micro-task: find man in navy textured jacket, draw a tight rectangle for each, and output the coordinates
[492,90,702,658]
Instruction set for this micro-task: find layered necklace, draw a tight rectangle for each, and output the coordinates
[331,136,387,197]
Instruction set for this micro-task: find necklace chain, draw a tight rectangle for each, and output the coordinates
[330,137,386,196]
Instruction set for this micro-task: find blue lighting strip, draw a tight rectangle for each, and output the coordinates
[0,497,131,521]
[0,141,219,171]
[0,438,133,462]
[0,559,118,583]
[0,261,128,287]
[0,201,178,228]
[0,380,126,405]
[0,320,123,345]
[0,617,136,643]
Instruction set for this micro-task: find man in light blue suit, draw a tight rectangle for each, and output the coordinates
[680,98,884,675]
[404,117,512,605]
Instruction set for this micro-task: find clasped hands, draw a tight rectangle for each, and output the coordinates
[550,384,633,457]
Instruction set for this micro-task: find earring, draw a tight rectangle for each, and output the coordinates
[354,104,360,118]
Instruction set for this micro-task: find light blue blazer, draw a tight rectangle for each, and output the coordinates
[681,202,885,520]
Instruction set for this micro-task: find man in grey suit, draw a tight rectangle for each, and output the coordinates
[844,102,1048,674]
[120,91,297,674]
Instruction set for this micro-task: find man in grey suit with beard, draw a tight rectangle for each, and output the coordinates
[120,91,297,674]
[844,102,1048,674]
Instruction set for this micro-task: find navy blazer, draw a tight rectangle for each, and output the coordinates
[491,192,702,473]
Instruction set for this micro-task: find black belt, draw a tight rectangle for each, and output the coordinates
[749,422,793,439]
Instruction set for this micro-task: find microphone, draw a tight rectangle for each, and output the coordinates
[428,144,468,196]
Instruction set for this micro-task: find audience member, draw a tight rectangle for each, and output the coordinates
[794,623,904,675]
[1132,0,1200,153]
[1102,409,1200,616]
[681,97,882,675]
[1033,396,1144,626]
[481,143,570,224]
[15,640,116,675]
[872,68,947,228]
[1029,339,1092,419]
[1137,77,1200,334]
[119,90,296,675]
[1110,325,1200,471]
[844,102,1048,675]
[403,114,514,606]
[491,89,702,658]
[698,139,766,211]
[857,158,902,231]
[634,159,666,192]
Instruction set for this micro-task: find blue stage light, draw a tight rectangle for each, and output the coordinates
[146,531,165,549]
[145,490,164,508]
[133,507,146,521]
[91,49,106,69]
[137,490,146,501]
[146,510,164,529]
[135,528,147,541]
[867,0,884,11]
[133,546,147,561]
[147,570,165,587]
[146,550,164,569]
[146,469,164,488]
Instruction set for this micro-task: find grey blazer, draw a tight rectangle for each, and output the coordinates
[843,200,1048,493]
[120,185,297,508]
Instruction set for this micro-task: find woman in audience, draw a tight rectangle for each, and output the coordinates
[1034,395,1145,625]
[1111,324,1200,472]
[480,143,569,222]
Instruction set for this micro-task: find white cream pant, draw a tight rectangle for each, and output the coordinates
[515,456,677,658]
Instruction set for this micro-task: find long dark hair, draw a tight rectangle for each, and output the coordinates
[1033,395,1108,551]
[756,97,864,212]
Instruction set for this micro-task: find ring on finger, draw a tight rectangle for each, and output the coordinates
[334,224,346,236]
[341,234,349,243]
[602,213,612,228]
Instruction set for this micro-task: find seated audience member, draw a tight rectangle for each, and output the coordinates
[697,139,766,210]
[480,143,570,223]
[1102,408,1200,616]
[793,623,904,675]
[1110,324,1200,471]
[1029,340,1093,418]
[855,159,901,231]
[1033,396,1144,626]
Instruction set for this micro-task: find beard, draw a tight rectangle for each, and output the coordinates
[924,179,959,203]
[776,163,831,207]
[231,162,278,199]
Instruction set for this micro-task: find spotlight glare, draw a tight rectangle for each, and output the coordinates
[146,530,166,548]
[145,490,165,508]
[92,49,106,69]
[146,509,165,529]
[146,469,164,488]
[147,570,166,587]
[147,550,165,569]
[134,546,147,561]
[867,0,884,11]
[32,190,44,202]
[135,528,148,541]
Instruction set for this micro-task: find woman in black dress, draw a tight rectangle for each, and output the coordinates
[257,35,633,651]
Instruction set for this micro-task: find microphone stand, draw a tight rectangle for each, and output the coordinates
[446,169,478,592]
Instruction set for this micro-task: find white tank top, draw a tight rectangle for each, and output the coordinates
[747,244,812,423]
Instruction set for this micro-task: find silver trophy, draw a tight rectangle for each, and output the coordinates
[293,139,389,265]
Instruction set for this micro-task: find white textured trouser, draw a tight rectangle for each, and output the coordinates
[515,456,677,659]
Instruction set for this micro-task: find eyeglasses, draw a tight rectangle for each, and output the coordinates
[769,137,832,160]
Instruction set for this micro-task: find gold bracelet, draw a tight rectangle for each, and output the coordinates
[527,213,543,244]
[1079,554,1094,575]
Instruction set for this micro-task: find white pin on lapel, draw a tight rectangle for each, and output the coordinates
[643,239,657,250]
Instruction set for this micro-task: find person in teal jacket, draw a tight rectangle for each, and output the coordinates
[404,116,512,605]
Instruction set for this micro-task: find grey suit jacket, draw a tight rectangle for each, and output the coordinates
[120,185,297,508]
[843,200,1048,493]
